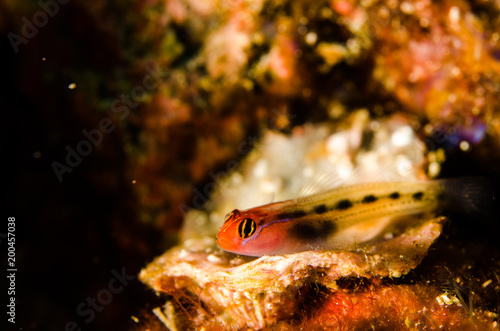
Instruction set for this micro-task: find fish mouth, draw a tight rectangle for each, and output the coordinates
[216,235,232,250]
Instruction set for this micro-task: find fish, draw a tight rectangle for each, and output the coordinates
[216,177,493,256]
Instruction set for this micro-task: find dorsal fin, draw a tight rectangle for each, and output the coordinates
[297,160,415,202]
[298,171,344,202]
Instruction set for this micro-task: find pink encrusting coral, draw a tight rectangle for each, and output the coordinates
[368,0,500,148]
[297,284,492,330]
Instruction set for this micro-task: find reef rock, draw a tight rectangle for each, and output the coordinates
[140,216,445,329]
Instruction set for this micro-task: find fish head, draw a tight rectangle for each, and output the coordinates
[216,208,286,256]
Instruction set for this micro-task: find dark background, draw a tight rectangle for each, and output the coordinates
[2,2,165,330]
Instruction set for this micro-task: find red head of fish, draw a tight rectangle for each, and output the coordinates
[216,204,293,257]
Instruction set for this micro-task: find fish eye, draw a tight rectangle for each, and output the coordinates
[224,209,240,223]
[238,218,257,239]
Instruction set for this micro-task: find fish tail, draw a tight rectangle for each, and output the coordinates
[440,177,494,220]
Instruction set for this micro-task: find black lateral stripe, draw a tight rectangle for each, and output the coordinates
[389,192,400,200]
[362,195,378,203]
[336,199,353,210]
[313,204,328,214]
[277,209,307,219]
[412,191,424,200]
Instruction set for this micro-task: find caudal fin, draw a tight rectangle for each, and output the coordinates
[440,177,494,220]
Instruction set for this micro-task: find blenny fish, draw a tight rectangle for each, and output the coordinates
[216,177,492,256]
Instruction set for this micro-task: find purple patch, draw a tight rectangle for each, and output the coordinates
[433,119,486,150]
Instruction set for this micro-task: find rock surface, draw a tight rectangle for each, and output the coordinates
[140,217,445,329]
